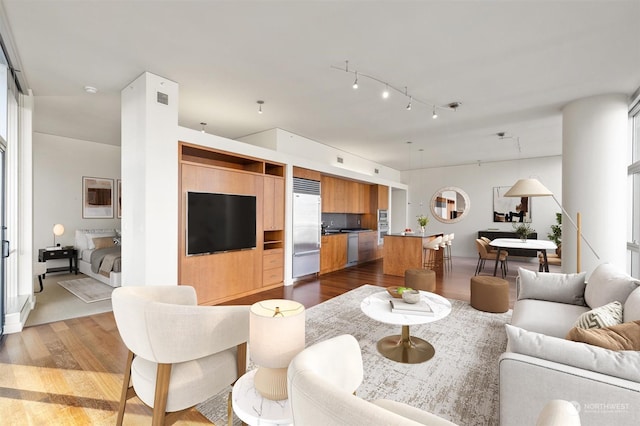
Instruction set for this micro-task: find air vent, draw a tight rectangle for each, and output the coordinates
[157,92,168,105]
[374,168,379,174]
[293,178,321,195]
[337,156,344,164]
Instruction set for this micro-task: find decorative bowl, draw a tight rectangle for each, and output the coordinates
[386,286,403,298]
[402,289,421,304]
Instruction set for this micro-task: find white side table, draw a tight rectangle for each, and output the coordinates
[232,369,293,426]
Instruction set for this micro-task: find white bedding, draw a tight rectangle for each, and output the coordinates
[75,229,122,288]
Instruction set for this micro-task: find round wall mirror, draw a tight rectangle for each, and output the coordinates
[430,186,471,223]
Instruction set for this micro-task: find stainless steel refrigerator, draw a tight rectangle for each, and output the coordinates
[292,178,321,278]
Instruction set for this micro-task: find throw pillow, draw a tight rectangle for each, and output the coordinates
[517,267,587,305]
[584,263,640,308]
[566,320,640,351]
[624,287,640,322]
[573,301,623,329]
[86,232,116,249]
[505,324,640,383]
[92,236,115,249]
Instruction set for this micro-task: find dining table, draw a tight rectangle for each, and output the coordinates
[489,238,557,276]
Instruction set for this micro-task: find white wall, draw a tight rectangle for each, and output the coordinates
[401,156,562,258]
[33,133,121,266]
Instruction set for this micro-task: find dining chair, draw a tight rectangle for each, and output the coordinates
[475,239,507,278]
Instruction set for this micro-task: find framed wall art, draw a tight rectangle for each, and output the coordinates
[83,176,114,218]
[492,186,531,223]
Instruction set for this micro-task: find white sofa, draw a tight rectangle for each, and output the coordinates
[500,264,640,426]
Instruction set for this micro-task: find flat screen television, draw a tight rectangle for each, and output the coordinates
[187,192,257,255]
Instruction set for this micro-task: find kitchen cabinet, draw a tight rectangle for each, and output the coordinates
[321,175,371,213]
[377,185,389,210]
[320,233,348,274]
[264,175,285,230]
[357,231,377,263]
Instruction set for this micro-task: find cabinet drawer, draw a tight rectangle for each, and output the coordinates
[42,249,74,260]
[263,252,284,269]
[263,266,283,286]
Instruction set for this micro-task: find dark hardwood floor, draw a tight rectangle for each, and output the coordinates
[0,256,543,424]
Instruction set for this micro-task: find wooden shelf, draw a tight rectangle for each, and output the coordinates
[265,162,285,177]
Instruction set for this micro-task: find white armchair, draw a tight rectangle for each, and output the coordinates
[112,285,249,426]
[287,334,457,425]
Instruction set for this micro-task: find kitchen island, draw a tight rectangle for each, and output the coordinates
[383,233,444,277]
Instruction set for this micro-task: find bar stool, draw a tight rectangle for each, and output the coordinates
[445,233,454,271]
[440,234,450,272]
[423,236,442,270]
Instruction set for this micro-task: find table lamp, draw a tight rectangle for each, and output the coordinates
[504,178,599,272]
[250,299,305,400]
[53,224,65,247]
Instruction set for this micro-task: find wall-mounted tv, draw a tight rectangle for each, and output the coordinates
[187,192,257,255]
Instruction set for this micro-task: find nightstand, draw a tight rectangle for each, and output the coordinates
[38,247,78,278]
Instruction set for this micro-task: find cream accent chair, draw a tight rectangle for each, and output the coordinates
[287,334,458,425]
[112,286,249,426]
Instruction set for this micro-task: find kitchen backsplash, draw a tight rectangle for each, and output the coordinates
[321,213,362,229]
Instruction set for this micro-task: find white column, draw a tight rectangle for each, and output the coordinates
[562,94,628,275]
[121,72,179,286]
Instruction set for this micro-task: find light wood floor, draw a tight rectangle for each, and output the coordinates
[0,256,546,425]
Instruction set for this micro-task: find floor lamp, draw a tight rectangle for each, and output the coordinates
[504,178,600,273]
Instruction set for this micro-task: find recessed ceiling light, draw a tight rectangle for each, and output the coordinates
[84,86,98,94]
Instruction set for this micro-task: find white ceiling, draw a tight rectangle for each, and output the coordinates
[2,1,639,171]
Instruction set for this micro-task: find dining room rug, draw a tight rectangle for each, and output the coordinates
[57,277,114,303]
[197,284,511,426]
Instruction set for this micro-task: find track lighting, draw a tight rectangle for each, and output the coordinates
[332,61,463,117]
[257,100,264,114]
[200,122,207,133]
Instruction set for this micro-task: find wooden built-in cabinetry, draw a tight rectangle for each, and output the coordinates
[179,142,285,305]
[357,231,378,263]
[320,234,348,274]
[321,175,370,213]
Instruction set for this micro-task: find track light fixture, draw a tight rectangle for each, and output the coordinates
[333,60,462,118]
[200,122,207,133]
[257,100,264,114]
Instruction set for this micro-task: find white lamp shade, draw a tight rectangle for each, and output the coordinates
[503,178,553,197]
[250,299,305,368]
[53,224,65,236]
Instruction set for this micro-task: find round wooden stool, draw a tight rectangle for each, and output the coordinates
[405,268,436,292]
[470,275,509,313]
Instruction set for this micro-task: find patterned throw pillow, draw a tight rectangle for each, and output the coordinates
[574,301,623,329]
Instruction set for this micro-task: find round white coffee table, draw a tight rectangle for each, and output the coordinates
[231,369,293,426]
[360,290,452,364]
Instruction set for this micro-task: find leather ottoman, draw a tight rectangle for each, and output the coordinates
[470,275,509,313]
[405,268,436,292]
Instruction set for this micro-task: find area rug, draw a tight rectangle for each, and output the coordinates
[57,277,114,303]
[197,284,511,425]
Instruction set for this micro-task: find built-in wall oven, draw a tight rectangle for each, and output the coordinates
[377,209,389,245]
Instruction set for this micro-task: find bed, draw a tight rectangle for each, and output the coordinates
[75,229,122,287]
